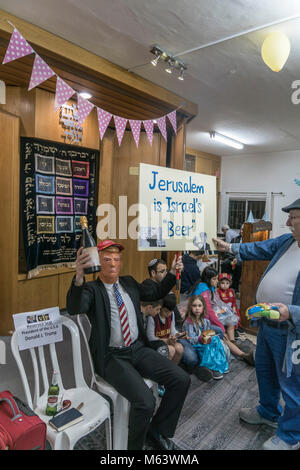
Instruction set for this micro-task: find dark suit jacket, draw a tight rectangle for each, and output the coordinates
[66,272,176,377]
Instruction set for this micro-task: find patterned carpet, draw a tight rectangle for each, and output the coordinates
[75,338,274,451]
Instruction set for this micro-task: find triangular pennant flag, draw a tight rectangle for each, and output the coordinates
[54,77,75,111]
[2,28,34,64]
[77,94,94,125]
[97,107,112,140]
[262,210,269,222]
[246,210,255,223]
[28,54,55,90]
[143,120,154,146]
[129,120,142,147]
[114,116,127,146]
[156,116,167,141]
[167,110,177,135]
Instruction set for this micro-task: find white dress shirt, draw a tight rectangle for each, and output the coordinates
[103,280,139,347]
[256,241,300,305]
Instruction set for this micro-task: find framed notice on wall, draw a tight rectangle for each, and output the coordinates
[20,137,99,278]
[138,163,217,251]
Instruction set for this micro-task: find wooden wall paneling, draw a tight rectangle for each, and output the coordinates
[1,86,35,136]
[186,147,221,227]
[0,110,20,334]
[104,130,166,282]
[15,277,59,314]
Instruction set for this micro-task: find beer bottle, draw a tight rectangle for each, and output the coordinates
[80,216,100,274]
[45,370,60,416]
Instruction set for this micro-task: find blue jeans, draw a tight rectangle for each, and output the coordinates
[178,338,198,368]
[256,321,300,445]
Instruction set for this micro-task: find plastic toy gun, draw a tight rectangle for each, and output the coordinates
[246,303,280,320]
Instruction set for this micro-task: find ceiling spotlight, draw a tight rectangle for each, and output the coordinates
[79,92,92,100]
[178,67,185,81]
[210,131,244,150]
[151,51,161,67]
[165,59,174,74]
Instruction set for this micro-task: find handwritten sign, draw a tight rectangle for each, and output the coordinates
[138,163,216,251]
[13,307,63,351]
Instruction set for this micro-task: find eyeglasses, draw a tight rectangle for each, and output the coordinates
[157,268,167,274]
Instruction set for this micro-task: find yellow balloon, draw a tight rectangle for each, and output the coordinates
[261,31,290,72]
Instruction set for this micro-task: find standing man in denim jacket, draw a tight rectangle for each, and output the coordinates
[213,198,300,451]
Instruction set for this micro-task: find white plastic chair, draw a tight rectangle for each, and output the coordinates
[76,314,160,450]
[11,315,112,450]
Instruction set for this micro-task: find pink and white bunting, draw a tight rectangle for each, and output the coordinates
[54,77,75,111]
[129,120,142,147]
[167,110,177,135]
[114,116,127,146]
[143,120,154,146]
[28,54,55,90]
[77,94,94,125]
[2,28,34,64]
[2,27,181,148]
[156,116,167,141]
[97,107,112,140]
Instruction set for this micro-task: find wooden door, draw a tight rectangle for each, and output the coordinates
[0,109,20,335]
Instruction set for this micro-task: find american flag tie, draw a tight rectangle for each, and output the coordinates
[113,283,132,346]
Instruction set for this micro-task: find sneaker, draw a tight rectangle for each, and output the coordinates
[194,366,213,382]
[212,371,223,380]
[223,369,230,374]
[239,407,278,429]
[262,435,300,450]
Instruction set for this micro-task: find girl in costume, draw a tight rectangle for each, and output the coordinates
[182,295,228,380]
[217,272,242,327]
[191,268,254,366]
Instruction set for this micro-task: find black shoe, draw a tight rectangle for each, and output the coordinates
[242,350,255,367]
[146,430,180,451]
[194,365,213,382]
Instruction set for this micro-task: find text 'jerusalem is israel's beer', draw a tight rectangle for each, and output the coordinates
[80,216,101,274]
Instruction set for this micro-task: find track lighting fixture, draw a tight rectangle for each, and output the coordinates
[150,45,187,81]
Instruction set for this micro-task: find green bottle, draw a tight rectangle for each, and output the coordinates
[45,370,60,416]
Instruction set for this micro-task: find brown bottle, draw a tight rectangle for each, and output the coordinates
[80,216,100,274]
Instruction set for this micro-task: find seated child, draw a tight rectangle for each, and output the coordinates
[146,294,184,365]
[140,299,169,358]
[182,295,229,381]
[217,273,242,328]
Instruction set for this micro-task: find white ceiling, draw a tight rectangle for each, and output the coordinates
[1,0,300,156]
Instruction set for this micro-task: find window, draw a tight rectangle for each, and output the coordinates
[228,198,266,229]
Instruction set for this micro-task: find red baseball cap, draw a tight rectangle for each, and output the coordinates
[218,273,232,282]
[97,240,125,252]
